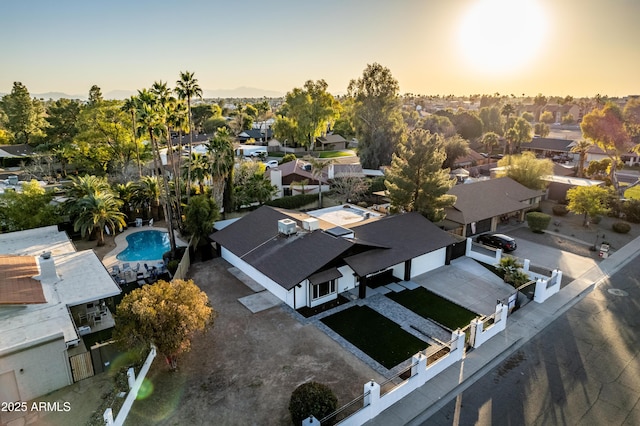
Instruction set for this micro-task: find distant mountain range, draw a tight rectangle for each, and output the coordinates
[0,86,285,101]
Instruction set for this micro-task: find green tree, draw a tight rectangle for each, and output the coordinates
[73,191,126,246]
[566,185,611,226]
[175,71,203,205]
[348,63,406,169]
[479,106,505,135]
[384,129,457,222]
[623,97,640,143]
[540,111,555,124]
[206,128,235,215]
[0,180,60,231]
[561,113,575,125]
[505,117,533,153]
[121,96,142,177]
[581,102,632,192]
[420,114,456,137]
[113,279,214,370]
[496,152,553,190]
[534,122,550,137]
[87,85,103,106]
[0,82,46,144]
[452,110,483,141]
[184,195,220,249]
[44,98,81,150]
[521,111,535,122]
[289,381,338,426]
[570,139,593,178]
[481,131,500,154]
[273,115,299,147]
[134,175,162,221]
[442,135,469,170]
[192,104,220,132]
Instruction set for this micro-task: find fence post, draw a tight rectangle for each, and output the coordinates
[103,408,114,425]
[363,380,381,419]
[412,353,428,386]
[470,319,483,348]
[452,329,466,356]
[523,258,530,272]
[465,237,472,255]
[127,367,135,389]
[495,248,503,262]
[303,415,321,426]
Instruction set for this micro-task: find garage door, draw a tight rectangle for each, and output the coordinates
[466,218,492,236]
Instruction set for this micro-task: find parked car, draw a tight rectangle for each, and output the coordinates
[264,160,279,169]
[476,233,517,252]
[247,149,268,158]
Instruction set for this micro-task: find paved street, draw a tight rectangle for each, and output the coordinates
[424,254,640,426]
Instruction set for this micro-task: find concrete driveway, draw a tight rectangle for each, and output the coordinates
[512,237,599,280]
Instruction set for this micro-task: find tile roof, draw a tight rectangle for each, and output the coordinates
[0,255,46,305]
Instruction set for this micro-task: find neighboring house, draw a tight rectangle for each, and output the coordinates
[453,149,486,168]
[585,144,640,167]
[316,134,348,151]
[541,176,605,202]
[522,137,575,160]
[0,143,35,168]
[327,163,364,179]
[0,226,121,402]
[267,159,330,196]
[210,205,458,309]
[442,177,546,237]
[238,129,273,143]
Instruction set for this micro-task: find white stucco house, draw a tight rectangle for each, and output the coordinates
[0,226,121,404]
[211,205,458,310]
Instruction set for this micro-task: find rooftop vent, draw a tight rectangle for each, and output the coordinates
[278,219,297,236]
[301,218,320,231]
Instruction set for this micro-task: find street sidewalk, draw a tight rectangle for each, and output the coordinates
[366,233,640,426]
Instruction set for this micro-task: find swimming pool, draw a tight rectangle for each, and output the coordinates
[116,230,171,262]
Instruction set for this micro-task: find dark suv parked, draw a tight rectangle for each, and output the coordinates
[477,233,517,252]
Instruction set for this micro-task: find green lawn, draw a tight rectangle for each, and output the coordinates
[387,287,478,330]
[321,305,428,369]
[624,185,640,200]
[318,150,355,158]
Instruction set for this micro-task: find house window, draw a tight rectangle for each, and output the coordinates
[312,280,336,300]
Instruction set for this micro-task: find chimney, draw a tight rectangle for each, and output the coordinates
[34,251,60,282]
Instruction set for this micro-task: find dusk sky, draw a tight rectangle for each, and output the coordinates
[1,0,638,98]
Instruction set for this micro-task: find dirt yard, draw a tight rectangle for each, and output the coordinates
[121,259,385,425]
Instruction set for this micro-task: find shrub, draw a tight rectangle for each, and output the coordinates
[622,199,640,223]
[282,153,297,164]
[368,176,386,194]
[289,382,338,426]
[612,221,631,234]
[590,215,602,224]
[266,193,318,209]
[552,205,568,216]
[526,212,551,233]
[167,260,180,275]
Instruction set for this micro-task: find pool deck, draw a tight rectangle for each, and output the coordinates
[102,225,188,270]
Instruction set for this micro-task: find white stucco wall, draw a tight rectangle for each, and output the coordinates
[0,334,71,401]
[411,248,447,278]
[336,265,357,293]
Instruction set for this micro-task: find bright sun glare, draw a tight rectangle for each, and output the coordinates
[458,0,548,74]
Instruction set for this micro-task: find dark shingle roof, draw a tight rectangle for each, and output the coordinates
[0,144,34,157]
[344,213,457,276]
[445,177,545,225]
[526,138,573,152]
[317,134,347,144]
[210,206,352,289]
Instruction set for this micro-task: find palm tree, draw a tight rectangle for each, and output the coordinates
[183,153,210,195]
[134,176,162,220]
[66,175,111,200]
[570,139,593,178]
[481,132,500,156]
[206,127,235,215]
[168,100,189,220]
[175,71,203,206]
[121,96,142,177]
[73,192,126,246]
[136,89,177,253]
[113,182,136,224]
[304,155,330,208]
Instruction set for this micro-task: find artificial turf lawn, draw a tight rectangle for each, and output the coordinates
[321,305,427,369]
[387,287,479,330]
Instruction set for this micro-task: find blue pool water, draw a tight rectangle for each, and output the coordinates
[116,230,170,261]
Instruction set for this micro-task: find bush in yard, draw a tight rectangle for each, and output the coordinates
[622,199,640,223]
[526,212,551,233]
[282,153,297,164]
[590,215,602,224]
[289,381,338,426]
[266,193,318,209]
[612,221,631,234]
[552,205,568,216]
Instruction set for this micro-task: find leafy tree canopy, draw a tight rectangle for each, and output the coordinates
[566,185,612,226]
[113,279,215,370]
[0,82,46,144]
[496,151,553,190]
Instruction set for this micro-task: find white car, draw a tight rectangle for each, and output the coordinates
[246,150,268,158]
[264,160,279,169]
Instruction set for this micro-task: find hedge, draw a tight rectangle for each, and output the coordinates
[612,221,631,234]
[526,212,551,233]
[266,193,318,209]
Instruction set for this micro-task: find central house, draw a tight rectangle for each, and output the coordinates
[211,205,458,309]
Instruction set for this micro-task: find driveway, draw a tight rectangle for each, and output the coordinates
[511,237,599,280]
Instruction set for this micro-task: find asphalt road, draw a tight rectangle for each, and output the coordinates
[423,255,640,426]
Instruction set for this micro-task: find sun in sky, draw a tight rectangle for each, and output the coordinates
[457,0,548,74]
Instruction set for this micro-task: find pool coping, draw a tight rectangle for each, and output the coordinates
[102,225,188,269]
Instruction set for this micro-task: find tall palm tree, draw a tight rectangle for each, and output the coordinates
[304,155,331,208]
[183,153,210,195]
[167,100,189,225]
[136,89,177,253]
[206,127,235,215]
[175,71,203,205]
[570,139,593,178]
[73,192,126,246]
[121,96,142,177]
[134,175,162,220]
